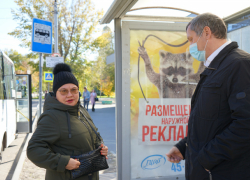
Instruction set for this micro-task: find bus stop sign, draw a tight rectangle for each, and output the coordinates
[32,18,52,54]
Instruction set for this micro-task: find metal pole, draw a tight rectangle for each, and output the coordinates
[28,74,32,133]
[39,53,42,117]
[54,0,58,53]
[114,18,123,180]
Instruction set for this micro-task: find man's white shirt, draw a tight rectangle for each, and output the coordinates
[204,41,231,67]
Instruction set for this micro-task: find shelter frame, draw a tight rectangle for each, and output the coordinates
[117,20,188,180]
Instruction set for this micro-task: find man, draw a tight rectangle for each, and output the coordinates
[166,13,250,180]
[83,86,90,111]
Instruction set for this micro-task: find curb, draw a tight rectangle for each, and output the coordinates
[12,105,40,180]
[100,172,117,180]
[11,133,32,180]
[5,134,29,180]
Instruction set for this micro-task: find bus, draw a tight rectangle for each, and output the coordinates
[0,50,17,162]
[35,29,50,38]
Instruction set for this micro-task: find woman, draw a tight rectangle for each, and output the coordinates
[27,63,108,180]
[90,89,97,112]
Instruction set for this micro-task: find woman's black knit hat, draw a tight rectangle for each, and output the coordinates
[53,63,78,95]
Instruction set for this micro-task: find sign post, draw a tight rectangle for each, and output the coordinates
[32,18,52,118]
[39,53,42,117]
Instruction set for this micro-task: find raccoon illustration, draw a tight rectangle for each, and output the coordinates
[138,45,205,98]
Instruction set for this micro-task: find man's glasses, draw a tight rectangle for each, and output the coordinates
[58,88,79,96]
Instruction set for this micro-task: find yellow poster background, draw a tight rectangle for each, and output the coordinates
[130,30,200,135]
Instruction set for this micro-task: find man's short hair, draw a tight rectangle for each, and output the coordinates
[84,87,87,89]
[186,13,227,39]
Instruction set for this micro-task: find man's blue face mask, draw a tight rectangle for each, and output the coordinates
[189,29,208,62]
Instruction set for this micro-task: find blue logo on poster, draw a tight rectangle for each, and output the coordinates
[141,155,166,170]
[16,80,19,84]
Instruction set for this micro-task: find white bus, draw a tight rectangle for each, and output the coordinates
[0,50,17,162]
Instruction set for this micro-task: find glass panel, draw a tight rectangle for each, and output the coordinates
[0,52,4,100]
[16,76,29,99]
[227,28,242,49]
[16,100,29,122]
[16,75,29,123]
[12,64,16,98]
[4,75,12,99]
[241,26,250,54]
[15,74,31,133]
[227,14,250,32]
[130,30,202,178]
[228,25,250,54]
[3,57,16,99]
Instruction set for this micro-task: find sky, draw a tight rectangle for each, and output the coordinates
[0,0,250,57]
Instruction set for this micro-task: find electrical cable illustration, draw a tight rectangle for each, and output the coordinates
[138,34,188,103]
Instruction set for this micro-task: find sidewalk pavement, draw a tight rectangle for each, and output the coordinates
[0,134,27,180]
[18,102,117,180]
[0,102,39,180]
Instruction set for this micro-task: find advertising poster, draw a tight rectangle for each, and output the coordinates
[130,30,204,179]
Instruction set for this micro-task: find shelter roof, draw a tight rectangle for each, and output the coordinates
[100,0,250,24]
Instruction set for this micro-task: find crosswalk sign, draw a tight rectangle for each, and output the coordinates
[44,72,53,82]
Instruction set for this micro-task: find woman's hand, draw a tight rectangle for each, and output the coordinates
[65,158,81,170]
[100,144,108,159]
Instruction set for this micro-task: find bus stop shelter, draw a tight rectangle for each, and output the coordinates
[100,1,250,179]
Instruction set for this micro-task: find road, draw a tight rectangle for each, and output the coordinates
[32,99,44,109]
[88,104,116,154]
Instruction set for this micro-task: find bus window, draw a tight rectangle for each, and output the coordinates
[0,52,4,100]
[11,64,16,98]
[3,56,15,99]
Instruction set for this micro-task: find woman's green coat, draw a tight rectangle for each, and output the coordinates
[27,93,102,180]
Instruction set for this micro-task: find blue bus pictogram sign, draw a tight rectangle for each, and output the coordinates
[32,18,52,54]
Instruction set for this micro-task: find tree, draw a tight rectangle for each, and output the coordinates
[90,26,115,96]
[9,0,103,91]
[5,49,29,73]
[4,49,40,93]
[101,76,114,97]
